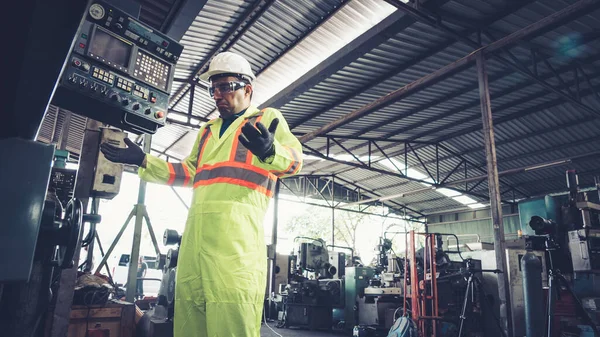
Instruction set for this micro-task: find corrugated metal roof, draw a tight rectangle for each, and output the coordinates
[36,0,600,219]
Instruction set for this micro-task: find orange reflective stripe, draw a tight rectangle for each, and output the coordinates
[166,163,191,186]
[196,128,212,167]
[272,146,301,177]
[230,113,263,163]
[193,162,276,197]
[167,163,176,185]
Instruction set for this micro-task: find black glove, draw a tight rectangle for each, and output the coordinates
[239,118,279,161]
[100,138,146,166]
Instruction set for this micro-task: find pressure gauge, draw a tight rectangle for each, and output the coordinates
[89,4,105,20]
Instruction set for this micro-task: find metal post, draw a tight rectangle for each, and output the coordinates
[125,134,152,302]
[476,52,513,337]
[331,175,335,247]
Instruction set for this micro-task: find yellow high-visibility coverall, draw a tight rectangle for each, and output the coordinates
[138,106,302,336]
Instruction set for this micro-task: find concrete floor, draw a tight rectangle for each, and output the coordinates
[260,325,347,337]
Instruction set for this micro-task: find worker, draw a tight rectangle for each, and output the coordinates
[100,51,303,337]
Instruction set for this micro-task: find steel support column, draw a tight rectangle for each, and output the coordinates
[331,175,336,247]
[477,52,512,337]
[125,134,152,302]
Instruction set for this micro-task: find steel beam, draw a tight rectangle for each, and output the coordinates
[309,42,600,174]
[169,0,275,108]
[298,0,600,144]
[387,0,600,118]
[282,174,425,217]
[160,0,208,41]
[476,52,512,337]
[260,10,417,111]
[303,144,494,202]
[432,78,600,144]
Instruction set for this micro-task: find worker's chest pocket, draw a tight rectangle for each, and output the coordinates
[198,210,259,257]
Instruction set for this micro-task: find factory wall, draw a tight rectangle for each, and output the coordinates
[426,205,521,246]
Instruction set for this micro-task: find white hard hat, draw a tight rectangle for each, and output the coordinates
[198,52,256,82]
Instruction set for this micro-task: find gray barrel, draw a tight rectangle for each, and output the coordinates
[522,251,544,337]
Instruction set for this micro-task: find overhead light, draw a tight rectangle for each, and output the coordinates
[468,203,487,209]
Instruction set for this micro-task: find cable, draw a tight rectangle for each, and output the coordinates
[263,305,284,337]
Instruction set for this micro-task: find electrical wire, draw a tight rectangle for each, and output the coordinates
[263,305,284,337]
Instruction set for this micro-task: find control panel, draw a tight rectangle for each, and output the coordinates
[52,1,183,134]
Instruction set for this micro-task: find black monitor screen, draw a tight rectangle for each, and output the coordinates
[89,28,132,68]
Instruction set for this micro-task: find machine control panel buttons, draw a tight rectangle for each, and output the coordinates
[133,85,149,100]
[132,103,140,110]
[149,92,157,103]
[116,77,133,92]
[71,58,90,72]
[92,67,114,85]
[121,98,129,106]
[155,111,164,119]
[144,108,152,115]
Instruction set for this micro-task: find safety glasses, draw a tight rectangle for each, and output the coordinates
[208,81,247,97]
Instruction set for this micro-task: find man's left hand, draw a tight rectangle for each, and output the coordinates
[239,118,279,161]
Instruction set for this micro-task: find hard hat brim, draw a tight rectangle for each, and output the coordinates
[198,69,255,82]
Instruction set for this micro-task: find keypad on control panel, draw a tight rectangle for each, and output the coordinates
[134,52,169,90]
[92,67,114,85]
[117,77,133,93]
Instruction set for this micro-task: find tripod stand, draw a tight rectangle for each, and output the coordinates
[458,259,506,337]
[544,236,600,337]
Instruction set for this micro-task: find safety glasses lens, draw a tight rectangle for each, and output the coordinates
[208,82,245,98]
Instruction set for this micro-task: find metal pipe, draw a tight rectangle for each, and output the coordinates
[298,0,600,144]
[477,52,512,337]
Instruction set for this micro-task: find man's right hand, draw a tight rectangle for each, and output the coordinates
[100,138,146,166]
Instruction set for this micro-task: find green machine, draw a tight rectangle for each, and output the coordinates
[344,266,376,330]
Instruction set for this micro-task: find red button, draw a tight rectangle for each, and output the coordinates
[79,43,85,48]
[155,111,164,119]
[150,96,157,103]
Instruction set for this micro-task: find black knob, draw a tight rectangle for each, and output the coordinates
[144,108,152,115]
[109,93,120,102]
[132,103,140,110]
[121,98,129,106]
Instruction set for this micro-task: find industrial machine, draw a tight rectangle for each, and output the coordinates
[137,229,181,337]
[0,0,184,335]
[278,238,343,330]
[52,0,183,134]
[272,234,486,337]
[0,139,102,336]
[519,170,600,337]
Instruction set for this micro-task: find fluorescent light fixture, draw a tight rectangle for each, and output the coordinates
[468,203,487,209]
